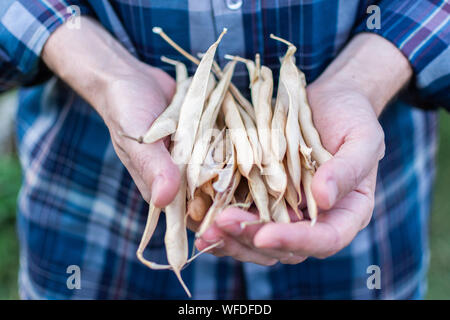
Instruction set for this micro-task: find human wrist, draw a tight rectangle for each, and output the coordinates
[314,33,412,117]
[42,16,145,118]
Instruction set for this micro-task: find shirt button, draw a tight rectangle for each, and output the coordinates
[226,0,243,10]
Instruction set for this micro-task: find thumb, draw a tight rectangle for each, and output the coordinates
[150,67,176,104]
[312,130,384,210]
[130,139,180,208]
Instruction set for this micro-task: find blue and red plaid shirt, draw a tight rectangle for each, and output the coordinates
[0,0,449,299]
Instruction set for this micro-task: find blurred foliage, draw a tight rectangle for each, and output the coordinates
[0,155,21,299]
[427,110,450,299]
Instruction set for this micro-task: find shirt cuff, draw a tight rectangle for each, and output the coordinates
[352,0,450,110]
[0,1,92,88]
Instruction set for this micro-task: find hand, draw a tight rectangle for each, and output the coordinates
[195,81,384,264]
[195,33,412,265]
[42,17,180,207]
[103,64,180,207]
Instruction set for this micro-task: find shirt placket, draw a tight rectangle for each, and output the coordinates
[210,0,246,67]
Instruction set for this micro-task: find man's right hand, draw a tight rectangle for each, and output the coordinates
[102,63,180,207]
[42,17,180,207]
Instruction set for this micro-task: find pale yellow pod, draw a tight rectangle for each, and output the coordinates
[187,60,237,198]
[187,188,212,222]
[221,92,254,178]
[271,76,288,162]
[197,129,225,187]
[136,203,162,267]
[248,167,271,223]
[222,53,262,171]
[166,27,227,165]
[212,129,226,164]
[301,162,318,226]
[151,27,227,297]
[239,107,263,172]
[285,172,302,220]
[197,170,241,237]
[201,181,215,200]
[297,68,333,166]
[142,77,192,144]
[142,75,217,145]
[224,54,257,120]
[160,56,188,83]
[213,134,237,193]
[163,172,190,296]
[255,65,287,200]
[280,47,303,201]
[269,34,332,166]
[229,84,257,122]
[263,161,288,202]
[269,196,290,223]
[254,66,273,165]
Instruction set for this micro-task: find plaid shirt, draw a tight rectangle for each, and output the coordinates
[1,0,449,299]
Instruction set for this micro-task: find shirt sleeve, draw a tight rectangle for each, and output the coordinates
[353,0,450,110]
[0,0,92,92]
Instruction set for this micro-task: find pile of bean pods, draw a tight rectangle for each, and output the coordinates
[130,28,332,297]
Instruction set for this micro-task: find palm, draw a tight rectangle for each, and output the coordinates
[105,66,175,138]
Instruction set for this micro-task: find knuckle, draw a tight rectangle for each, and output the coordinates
[316,225,342,259]
[336,157,359,191]
[361,215,372,230]
[370,122,386,161]
[346,162,360,189]
[360,200,375,230]
[376,128,386,161]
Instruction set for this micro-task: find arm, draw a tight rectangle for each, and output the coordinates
[314,32,412,117]
[1,1,179,205]
[0,0,91,91]
[41,17,180,207]
[196,32,411,265]
[353,0,450,110]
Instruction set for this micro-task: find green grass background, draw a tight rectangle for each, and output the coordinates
[0,112,449,300]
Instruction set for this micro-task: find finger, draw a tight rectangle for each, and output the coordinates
[254,184,374,258]
[279,254,308,265]
[125,138,180,207]
[150,67,176,102]
[196,226,278,266]
[312,125,384,210]
[215,208,301,260]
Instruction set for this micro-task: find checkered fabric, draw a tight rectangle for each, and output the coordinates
[0,0,448,299]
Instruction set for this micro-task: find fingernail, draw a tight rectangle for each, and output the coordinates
[255,239,281,249]
[327,178,338,207]
[202,228,220,243]
[217,220,242,236]
[151,175,164,203]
